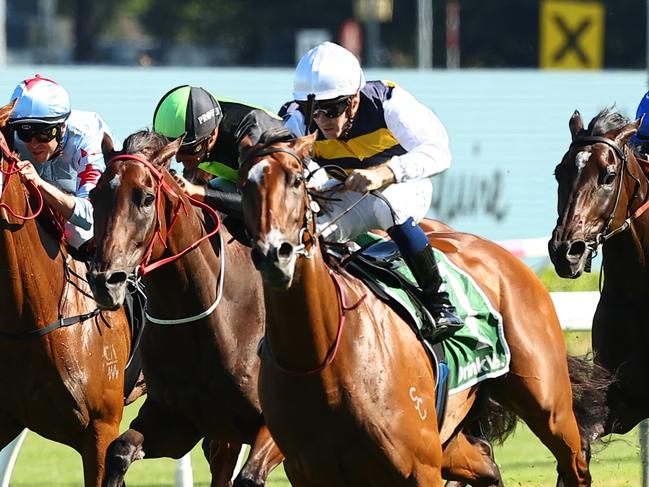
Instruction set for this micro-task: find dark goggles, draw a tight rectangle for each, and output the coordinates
[298,96,352,119]
[178,137,209,156]
[16,125,60,143]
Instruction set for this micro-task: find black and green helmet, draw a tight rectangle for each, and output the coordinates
[153,85,223,145]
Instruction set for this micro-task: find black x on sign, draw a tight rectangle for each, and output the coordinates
[540,0,604,69]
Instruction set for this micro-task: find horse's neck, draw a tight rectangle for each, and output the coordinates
[263,252,346,372]
[144,200,221,316]
[0,176,65,325]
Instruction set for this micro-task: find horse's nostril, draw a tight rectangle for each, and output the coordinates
[106,271,127,286]
[567,240,586,257]
[278,242,293,259]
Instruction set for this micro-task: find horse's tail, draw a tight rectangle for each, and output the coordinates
[567,354,613,444]
[467,394,518,445]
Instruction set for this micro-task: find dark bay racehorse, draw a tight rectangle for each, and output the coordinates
[87,130,283,486]
[549,109,647,436]
[238,133,607,487]
[0,104,135,486]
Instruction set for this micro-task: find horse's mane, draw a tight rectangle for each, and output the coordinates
[241,127,296,163]
[587,107,630,136]
[122,129,167,158]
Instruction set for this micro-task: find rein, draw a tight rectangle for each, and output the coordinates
[108,154,222,277]
[570,135,649,250]
[244,142,370,375]
[266,268,366,376]
[0,132,44,221]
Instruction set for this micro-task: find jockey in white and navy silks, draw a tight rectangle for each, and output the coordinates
[282,42,463,340]
[630,91,649,166]
[8,75,118,250]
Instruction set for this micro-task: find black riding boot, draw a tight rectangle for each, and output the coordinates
[404,244,464,341]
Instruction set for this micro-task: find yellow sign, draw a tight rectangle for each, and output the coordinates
[354,0,393,22]
[540,0,604,69]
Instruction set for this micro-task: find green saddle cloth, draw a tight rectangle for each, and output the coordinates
[352,233,511,394]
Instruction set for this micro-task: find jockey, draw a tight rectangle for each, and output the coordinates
[283,41,463,339]
[630,91,649,163]
[8,75,118,251]
[152,85,284,216]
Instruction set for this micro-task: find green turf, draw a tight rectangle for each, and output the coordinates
[9,267,641,485]
[8,394,642,486]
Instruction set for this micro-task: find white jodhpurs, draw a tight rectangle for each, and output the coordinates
[316,178,433,243]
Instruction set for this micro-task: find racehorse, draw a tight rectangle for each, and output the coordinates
[237,132,608,487]
[0,104,136,486]
[87,130,283,486]
[549,108,647,437]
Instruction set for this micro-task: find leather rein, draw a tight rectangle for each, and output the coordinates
[243,144,367,376]
[107,154,225,325]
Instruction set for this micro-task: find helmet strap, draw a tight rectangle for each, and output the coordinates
[340,98,355,139]
[304,94,316,134]
[49,123,65,161]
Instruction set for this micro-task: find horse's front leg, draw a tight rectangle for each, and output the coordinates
[234,424,284,487]
[103,398,200,487]
[80,418,121,487]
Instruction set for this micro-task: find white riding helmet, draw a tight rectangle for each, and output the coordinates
[293,42,366,101]
[8,75,71,126]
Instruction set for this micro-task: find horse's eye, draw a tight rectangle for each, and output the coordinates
[293,175,303,188]
[600,166,616,186]
[142,193,156,207]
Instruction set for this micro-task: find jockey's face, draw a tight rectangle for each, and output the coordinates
[22,123,64,164]
[175,128,218,168]
[313,92,360,140]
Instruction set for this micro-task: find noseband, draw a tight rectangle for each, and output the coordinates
[569,135,649,251]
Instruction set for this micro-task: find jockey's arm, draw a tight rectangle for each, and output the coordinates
[17,160,76,220]
[382,85,452,183]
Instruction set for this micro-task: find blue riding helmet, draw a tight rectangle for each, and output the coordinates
[631,91,649,148]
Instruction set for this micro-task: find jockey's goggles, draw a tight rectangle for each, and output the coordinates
[298,96,352,119]
[178,136,209,156]
[15,124,60,143]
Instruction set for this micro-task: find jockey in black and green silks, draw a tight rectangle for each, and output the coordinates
[152,85,283,213]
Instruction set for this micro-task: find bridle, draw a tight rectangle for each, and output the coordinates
[106,154,225,325]
[243,145,318,258]
[569,134,649,254]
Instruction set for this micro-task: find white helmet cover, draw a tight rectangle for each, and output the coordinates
[8,75,71,126]
[293,42,366,101]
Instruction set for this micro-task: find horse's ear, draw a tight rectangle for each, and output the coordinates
[152,137,183,168]
[569,110,584,140]
[101,133,116,162]
[0,99,17,127]
[614,117,642,146]
[292,133,317,159]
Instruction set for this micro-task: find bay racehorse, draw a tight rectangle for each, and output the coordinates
[0,102,137,486]
[87,130,283,486]
[549,108,647,437]
[238,132,608,487]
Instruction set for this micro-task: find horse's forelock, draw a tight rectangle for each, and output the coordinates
[587,108,630,136]
[122,129,168,160]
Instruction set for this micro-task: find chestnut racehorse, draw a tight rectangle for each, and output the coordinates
[549,109,647,437]
[0,103,134,486]
[87,130,283,486]
[238,133,607,487]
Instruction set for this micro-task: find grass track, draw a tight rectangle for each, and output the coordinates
[9,394,641,486]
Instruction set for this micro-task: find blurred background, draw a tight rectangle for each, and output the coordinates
[1,0,647,254]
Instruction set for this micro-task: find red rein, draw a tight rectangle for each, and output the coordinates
[107,154,221,277]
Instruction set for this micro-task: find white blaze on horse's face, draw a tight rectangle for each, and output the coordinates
[575,150,591,170]
[248,159,270,186]
[108,173,121,190]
